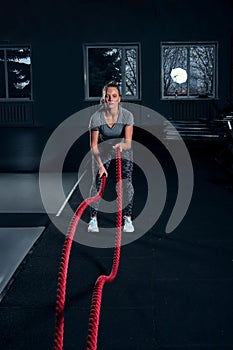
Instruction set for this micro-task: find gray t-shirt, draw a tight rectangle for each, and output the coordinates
[89,106,134,143]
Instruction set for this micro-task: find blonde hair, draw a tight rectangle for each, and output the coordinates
[100,81,121,103]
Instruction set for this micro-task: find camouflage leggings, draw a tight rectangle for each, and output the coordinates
[90,149,134,218]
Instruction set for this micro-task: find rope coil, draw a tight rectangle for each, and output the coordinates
[54,147,122,350]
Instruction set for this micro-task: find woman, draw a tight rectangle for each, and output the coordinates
[88,81,134,233]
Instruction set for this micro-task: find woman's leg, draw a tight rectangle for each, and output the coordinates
[121,152,134,218]
[90,156,111,218]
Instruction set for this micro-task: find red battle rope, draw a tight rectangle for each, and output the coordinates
[86,147,122,350]
[53,147,122,350]
[53,175,107,350]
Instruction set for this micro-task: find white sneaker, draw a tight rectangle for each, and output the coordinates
[88,218,99,232]
[123,216,134,232]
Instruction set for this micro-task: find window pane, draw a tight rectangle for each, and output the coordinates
[0,50,6,98]
[85,45,140,100]
[163,46,188,97]
[7,48,31,98]
[88,48,122,98]
[190,46,214,97]
[162,42,217,99]
[125,49,137,96]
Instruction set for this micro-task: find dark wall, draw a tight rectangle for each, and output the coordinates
[1,0,233,128]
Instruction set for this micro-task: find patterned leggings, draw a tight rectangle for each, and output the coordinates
[90,149,134,218]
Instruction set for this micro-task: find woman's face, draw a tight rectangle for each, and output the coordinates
[104,87,121,108]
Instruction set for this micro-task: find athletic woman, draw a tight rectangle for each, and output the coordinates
[88,81,134,233]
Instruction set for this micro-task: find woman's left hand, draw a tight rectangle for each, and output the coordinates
[113,143,123,152]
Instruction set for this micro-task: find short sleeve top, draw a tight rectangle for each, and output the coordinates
[89,105,134,143]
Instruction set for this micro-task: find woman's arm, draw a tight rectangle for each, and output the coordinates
[113,125,133,152]
[90,130,108,177]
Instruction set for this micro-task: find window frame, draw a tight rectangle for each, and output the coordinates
[0,44,33,101]
[160,41,218,100]
[83,43,141,101]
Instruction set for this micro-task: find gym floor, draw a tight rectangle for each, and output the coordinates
[0,127,232,350]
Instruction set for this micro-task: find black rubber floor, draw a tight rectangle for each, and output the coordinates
[0,140,233,350]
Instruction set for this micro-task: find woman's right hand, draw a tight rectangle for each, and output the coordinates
[99,165,108,178]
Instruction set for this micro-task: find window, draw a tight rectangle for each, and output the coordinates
[161,42,218,99]
[83,44,141,100]
[0,46,32,100]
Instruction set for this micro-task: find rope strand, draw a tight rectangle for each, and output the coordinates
[54,175,107,350]
[53,147,122,350]
[86,147,122,350]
